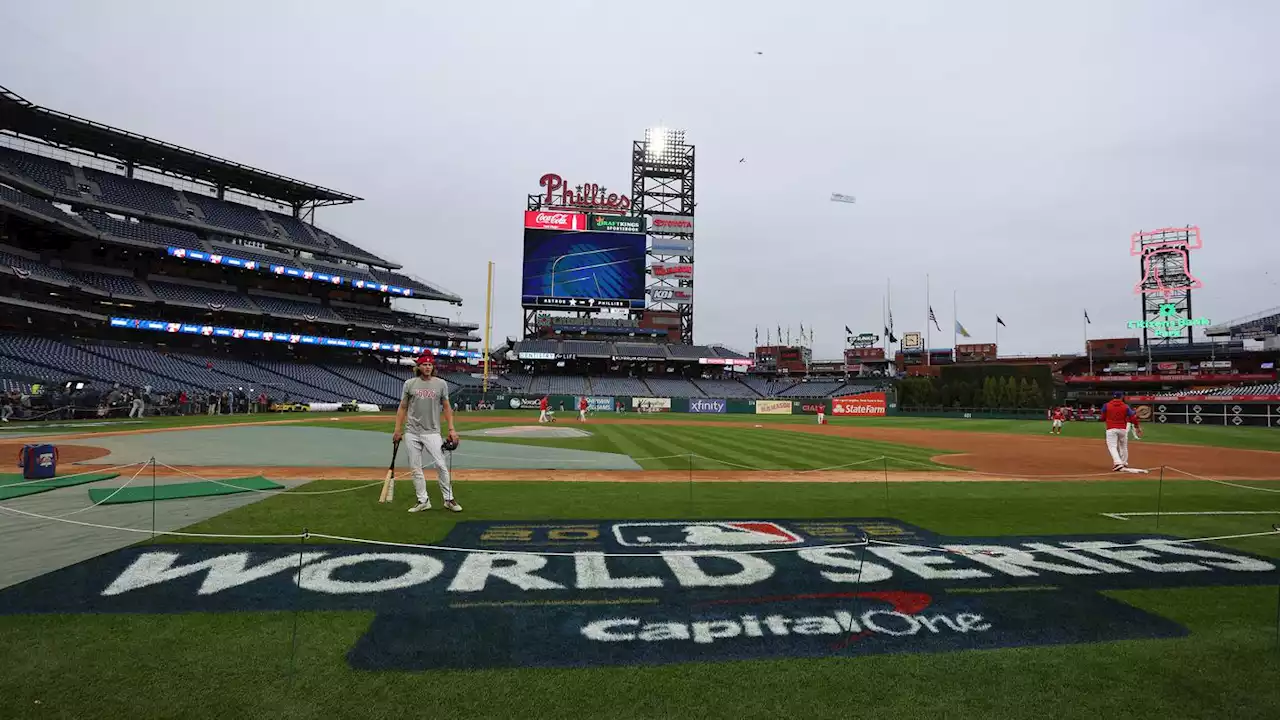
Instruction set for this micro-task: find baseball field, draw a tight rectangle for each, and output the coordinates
[1,410,1277,719]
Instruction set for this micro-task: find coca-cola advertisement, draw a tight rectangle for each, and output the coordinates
[524,210,588,231]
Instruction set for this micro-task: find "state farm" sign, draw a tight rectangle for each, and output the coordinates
[832,393,887,416]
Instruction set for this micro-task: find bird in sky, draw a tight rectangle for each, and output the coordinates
[739,158,746,163]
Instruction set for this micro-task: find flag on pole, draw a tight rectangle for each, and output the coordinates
[997,316,1007,327]
[845,325,852,335]
[928,306,941,332]
[1084,309,1092,324]
[955,320,971,338]
[755,326,759,345]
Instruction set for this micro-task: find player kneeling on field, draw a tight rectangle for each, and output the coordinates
[393,351,462,513]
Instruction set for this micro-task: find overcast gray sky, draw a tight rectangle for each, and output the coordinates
[3,0,1277,358]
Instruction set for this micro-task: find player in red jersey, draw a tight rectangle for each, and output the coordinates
[1050,407,1065,435]
[1100,391,1140,471]
[539,396,550,424]
[579,396,589,423]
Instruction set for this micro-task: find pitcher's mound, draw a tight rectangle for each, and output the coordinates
[461,426,592,439]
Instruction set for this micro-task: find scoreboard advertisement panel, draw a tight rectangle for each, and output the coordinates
[522,228,647,310]
[1127,399,1280,428]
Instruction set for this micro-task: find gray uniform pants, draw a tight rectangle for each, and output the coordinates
[406,431,454,503]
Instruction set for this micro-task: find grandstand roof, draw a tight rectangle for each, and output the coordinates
[0,86,360,206]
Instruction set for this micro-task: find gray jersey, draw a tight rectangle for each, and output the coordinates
[401,376,450,434]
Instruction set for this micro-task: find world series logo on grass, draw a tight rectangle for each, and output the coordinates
[1,518,1273,671]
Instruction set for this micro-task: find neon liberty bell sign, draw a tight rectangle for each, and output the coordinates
[1127,226,1210,337]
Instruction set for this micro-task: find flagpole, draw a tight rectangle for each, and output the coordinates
[1084,309,1093,376]
[952,289,957,352]
[926,274,931,367]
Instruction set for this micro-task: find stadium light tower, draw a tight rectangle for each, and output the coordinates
[634,127,695,343]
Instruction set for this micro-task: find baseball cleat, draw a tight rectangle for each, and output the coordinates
[408,501,432,513]
[443,499,463,513]
[1112,464,1124,472]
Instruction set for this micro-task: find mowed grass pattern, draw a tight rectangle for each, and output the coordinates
[306,419,954,471]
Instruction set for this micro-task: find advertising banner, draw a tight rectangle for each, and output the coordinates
[518,352,557,360]
[756,400,793,415]
[651,237,694,255]
[1066,373,1276,384]
[832,393,888,417]
[632,397,672,412]
[848,333,878,348]
[794,400,830,415]
[651,263,694,279]
[845,348,886,362]
[647,288,694,305]
[688,398,727,414]
[524,211,588,231]
[649,214,694,234]
[506,397,544,410]
[698,357,752,366]
[587,214,644,233]
[586,396,615,412]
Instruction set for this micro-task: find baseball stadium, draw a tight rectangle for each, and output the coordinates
[1,77,1278,720]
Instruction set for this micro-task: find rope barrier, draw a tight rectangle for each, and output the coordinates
[1164,466,1280,494]
[1,460,149,488]
[56,463,151,518]
[154,462,385,496]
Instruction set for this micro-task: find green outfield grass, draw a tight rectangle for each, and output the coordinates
[2,478,1278,720]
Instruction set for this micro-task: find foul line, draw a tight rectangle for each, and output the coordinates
[1102,510,1280,521]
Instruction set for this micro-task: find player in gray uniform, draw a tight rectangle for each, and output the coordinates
[392,351,462,513]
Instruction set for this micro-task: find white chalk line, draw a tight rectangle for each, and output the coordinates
[1102,510,1280,521]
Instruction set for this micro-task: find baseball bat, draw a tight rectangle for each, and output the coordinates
[379,438,401,503]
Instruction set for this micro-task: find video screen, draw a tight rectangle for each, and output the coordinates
[521,228,646,309]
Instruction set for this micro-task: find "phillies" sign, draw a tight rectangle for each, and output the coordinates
[524,211,587,231]
[539,173,631,212]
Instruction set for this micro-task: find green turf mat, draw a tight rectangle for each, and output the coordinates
[86,476,281,504]
[0,472,122,501]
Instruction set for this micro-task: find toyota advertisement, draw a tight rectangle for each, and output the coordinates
[522,227,647,310]
[831,393,888,417]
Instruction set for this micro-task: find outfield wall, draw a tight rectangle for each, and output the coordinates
[449,392,893,417]
[1127,397,1280,428]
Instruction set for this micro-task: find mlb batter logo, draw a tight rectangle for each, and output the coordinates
[612,521,803,548]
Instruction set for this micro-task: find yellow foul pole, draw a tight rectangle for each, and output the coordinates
[483,261,493,393]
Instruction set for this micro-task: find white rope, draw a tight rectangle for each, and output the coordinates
[0,503,305,539]
[690,454,886,473]
[882,454,1154,479]
[154,462,384,495]
[0,460,148,489]
[1164,465,1280,494]
[56,463,151,518]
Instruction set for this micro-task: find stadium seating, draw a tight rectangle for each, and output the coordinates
[80,211,202,248]
[0,336,183,391]
[778,380,847,398]
[0,248,91,289]
[587,376,652,397]
[250,360,393,404]
[184,193,269,237]
[614,343,669,359]
[0,185,88,227]
[513,340,559,356]
[322,364,410,401]
[0,147,75,194]
[1207,382,1280,396]
[307,257,378,284]
[643,377,705,397]
[666,345,718,359]
[545,375,589,395]
[264,211,323,249]
[149,281,257,311]
[0,352,78,385]
[73,270,149,299]
[369,269,455,299]
[310,226,390,265]
[501,374,535,393]
[712,346,749,359]
[80,168,182,218]
[250,294,343,322]
[332,304,403,327]
[77,343,222,390]
[691,378,760,398]
[561,340,612,357]
[164,352,335,402]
